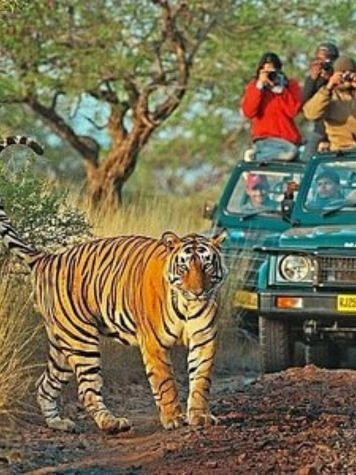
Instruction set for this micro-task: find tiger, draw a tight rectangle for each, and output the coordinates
[0,135,44,155]
[0,194,226,433]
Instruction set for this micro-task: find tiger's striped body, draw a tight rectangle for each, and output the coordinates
[0,195,226,433]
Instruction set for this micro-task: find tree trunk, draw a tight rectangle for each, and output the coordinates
[85,165,122,208]
[85,149,132,208]
[85,122,152,208]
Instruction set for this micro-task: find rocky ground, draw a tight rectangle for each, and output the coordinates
[0,364,355,475]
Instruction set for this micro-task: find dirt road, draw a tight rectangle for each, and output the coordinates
[0,365,355,474]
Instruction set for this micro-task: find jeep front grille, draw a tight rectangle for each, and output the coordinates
[318,256,356,285]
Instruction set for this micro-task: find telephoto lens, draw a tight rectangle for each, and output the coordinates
[321,60,333,74]
[267,71,278,82]
[267,71,287,88]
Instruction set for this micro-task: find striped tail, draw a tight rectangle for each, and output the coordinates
[0,198,42,267]
[0,136,44,156]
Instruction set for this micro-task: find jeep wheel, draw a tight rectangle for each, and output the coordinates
[259,316,291,373]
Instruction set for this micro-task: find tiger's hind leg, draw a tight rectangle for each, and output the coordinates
[67,349,131,434]
[36,342,76,432]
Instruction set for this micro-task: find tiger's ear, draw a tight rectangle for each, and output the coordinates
[212,229,227,248]
[161,231,181,251]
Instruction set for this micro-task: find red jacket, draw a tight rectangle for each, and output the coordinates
[241,79,302,145]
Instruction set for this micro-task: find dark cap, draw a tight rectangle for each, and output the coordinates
[316,169,340,185]
[317,42,339,61]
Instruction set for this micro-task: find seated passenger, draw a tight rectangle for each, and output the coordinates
[243,174,274,210]
[241,52,302,162]
[309,170,344,208]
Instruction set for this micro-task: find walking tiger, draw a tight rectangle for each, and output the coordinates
[0,148,226,432]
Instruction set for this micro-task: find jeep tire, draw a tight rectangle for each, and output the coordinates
[259,316,291,373]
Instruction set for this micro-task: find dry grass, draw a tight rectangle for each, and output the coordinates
[0,269,41,426]
[82,192,208,238]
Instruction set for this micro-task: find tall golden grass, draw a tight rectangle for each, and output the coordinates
[82,191,209,238]
[0,269,40,424]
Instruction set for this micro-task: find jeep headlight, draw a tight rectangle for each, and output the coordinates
[278,255,313,282]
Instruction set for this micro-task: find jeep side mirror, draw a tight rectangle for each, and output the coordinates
[203,200,217,220]
[281,181,299,220]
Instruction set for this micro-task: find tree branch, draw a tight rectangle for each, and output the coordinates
[187,17,217,65]
[25,95,100,166]
[88,86,119,105]
[85,116,108,130]
[150,0,190,123]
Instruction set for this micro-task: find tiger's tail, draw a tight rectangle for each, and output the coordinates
[0,198,42,268]
[0,136,44,155]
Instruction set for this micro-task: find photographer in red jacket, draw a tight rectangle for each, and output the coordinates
[241,52,302,162]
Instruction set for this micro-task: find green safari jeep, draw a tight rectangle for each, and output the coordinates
[203,158,305,331]
[257,151,356,372]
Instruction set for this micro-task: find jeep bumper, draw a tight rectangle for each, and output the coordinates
[260,290,356,324]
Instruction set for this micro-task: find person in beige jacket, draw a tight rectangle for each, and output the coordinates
[303,56,356,152]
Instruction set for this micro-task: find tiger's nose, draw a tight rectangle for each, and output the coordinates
[193,287,204,297]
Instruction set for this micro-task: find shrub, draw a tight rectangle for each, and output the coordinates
[0,160,92,254]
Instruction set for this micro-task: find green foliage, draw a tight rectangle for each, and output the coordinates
[1,0,223,96]
[0,0,28,13]
[0,158,92,251]
[1,1,356,195]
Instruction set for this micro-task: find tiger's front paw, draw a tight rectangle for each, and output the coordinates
[161,413,187,430]
[188,410,218,427]
[99,415,132,434]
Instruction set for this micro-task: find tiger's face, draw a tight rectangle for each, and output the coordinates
[162,231,227,301]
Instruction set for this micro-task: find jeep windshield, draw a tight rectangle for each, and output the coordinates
[302,158,356,217]
[227,169,303,218]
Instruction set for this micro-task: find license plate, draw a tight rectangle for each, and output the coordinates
[337,295,356,312]
[233,290,258,310]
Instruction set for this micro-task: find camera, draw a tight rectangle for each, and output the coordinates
[267,71,287,87]
[321,59,333,74]
[342,72,355,82]
[267,71,278,82]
